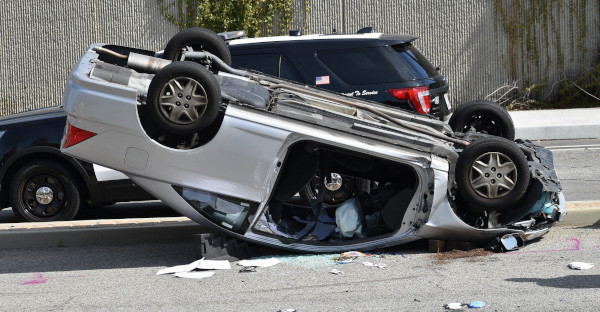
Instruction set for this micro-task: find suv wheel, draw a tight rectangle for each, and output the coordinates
[163,27,232,67]
[449,100,515,140]
[9,161,81,222]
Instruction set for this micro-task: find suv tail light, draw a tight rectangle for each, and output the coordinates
[63,122,96,148]
[387,86,431,114]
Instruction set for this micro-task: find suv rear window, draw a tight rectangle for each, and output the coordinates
[392,44,438,81]
[316,44,437,85]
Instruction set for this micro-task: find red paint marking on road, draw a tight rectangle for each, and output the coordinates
[22,273,49,285]
[511,238,580,254]
[21,274,84,285]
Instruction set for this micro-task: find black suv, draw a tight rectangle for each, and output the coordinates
[228,32,451,119]
[0,107,153,222]
[226,29,514,140]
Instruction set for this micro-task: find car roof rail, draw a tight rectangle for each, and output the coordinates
[357,26,373,34]
[218,30,247,41]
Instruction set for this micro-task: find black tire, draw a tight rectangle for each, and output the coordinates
[455,137,530,212]
[163,27,232,66]
[299,173,356,206]
[9,161,81,222]
[148,61,221,136]
[449,100,515,140]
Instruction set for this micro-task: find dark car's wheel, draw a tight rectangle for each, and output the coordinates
[9,161,81,222]
[456,137,530,212]
[147,61,221,136]
[299,173,355,206]
[163,27,232,66]
[449,100,515,140]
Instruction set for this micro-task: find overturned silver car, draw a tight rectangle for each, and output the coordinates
[61,28,565,252]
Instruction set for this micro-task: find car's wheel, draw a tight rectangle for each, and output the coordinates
[147,61,221,136]
[163,27,232,66]
[449,100,515,140]
[299,173,355,206]
[455,137,530,212]
[9,161,81,222]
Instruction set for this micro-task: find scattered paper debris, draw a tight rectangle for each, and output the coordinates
[174,271,215,279]
[445,302,463,310]
[469,301,486,308]
[238,257,280,268]
[156,259,203,275]
[362,261,386,268]
[156,258,231,277]
[568,262,594,270]
[329,269,344,275]
[196,259,231,270]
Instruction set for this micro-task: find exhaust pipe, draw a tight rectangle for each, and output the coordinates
[92,46,172,73]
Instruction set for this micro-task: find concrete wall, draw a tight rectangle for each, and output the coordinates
[0,1,598,115]
[304,0,600,107]
[0,1,179,115]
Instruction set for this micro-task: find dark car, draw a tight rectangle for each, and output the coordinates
[229,32,450,119]
[227,29,514,140]
[0,106,153,222]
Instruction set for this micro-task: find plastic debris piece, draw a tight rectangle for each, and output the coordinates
[568,262,594,270]
[332,251,373,264]
[486,233,524,252]
[469,301,486,308]
[238,257,280,268]
[362,261,386,268]
[340,251,370,257]
[365,262,386,268]
[445,302,463,310]
[277,309,296,312]
[239,266,258,273]
[329,269,344,275]
[332,255,357,264]
[173,271,215,279]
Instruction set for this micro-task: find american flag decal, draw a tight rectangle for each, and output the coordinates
[315,75,330,85]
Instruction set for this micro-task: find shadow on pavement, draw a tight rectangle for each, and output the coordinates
[0,242,197,274]
[506,275,600,289]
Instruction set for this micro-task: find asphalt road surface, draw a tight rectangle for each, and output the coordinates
[0,225,598,311]
[537,139,600,202]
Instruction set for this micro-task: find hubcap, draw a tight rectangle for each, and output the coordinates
[158,77,208,125]
[469,152,517,199]
[22,174,66,218]
[35,186,54,204]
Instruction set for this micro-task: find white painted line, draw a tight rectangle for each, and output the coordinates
[546,144,600,150]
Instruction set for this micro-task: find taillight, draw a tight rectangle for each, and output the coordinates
[63,122,96,148]
[387,86,431,114]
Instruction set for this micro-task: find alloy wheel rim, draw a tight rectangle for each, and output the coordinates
[159,77,208,125]
[469,152,517,199]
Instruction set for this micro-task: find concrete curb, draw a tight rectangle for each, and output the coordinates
[1,202,598,249]
[0,217,204,249]
[509,108,600,140]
